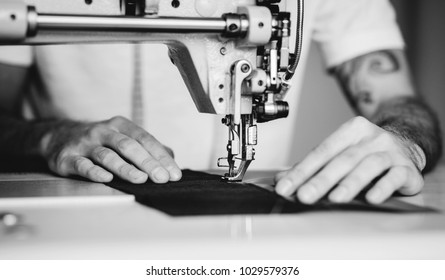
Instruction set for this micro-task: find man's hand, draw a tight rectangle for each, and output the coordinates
[40,116,182,184]
[275,116,425,204]
[274,49,440,204]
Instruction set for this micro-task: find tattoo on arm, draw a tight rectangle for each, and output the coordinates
[333,49,442,172]
[334,50,415,117]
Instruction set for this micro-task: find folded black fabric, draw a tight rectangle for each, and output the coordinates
[107,170,436,216]
[108,170,307,215]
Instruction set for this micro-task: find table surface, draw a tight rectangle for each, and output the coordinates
[1,164,444,260]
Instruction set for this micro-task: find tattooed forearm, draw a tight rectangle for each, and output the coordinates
[375,97,442,172]
[334,50,415,117]
[334,49,442,172]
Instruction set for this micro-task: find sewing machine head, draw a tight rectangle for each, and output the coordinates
[0,0,303,181]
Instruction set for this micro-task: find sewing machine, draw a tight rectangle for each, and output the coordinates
[0,0,304,181]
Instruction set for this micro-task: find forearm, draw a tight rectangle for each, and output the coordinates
[0,63,59,158]
[275,49,440,204]
[372,96,442,173]
[0,114,76,157]
[334,49,442,173]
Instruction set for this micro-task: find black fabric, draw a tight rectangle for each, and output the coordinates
[107,170,436,216]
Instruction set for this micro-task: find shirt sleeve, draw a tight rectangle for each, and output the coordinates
[0,46,33,67]
[311,0,405,68]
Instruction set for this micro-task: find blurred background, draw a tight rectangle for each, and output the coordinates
[293,0,445,166]
[1,0,442,170]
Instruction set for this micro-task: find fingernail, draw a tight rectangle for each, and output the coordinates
[367,188,383,204]
[329,187,348,203]
[153,168,169,183]
[170,169,182,181]
[275,179,294,196]
[298,185,317,204]
[100,171,113,182]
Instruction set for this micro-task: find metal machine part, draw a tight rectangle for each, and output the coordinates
[0,0,304,182]
[217,60,257,181]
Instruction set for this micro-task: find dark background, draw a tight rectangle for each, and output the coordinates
[393,0,445,161]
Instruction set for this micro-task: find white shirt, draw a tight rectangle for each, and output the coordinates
[0,0,404,170]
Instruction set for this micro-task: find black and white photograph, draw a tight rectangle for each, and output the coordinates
[0,0,444,278]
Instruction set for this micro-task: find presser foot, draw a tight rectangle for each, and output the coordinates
[218,158,252,182]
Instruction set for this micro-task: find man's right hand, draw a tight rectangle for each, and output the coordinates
[40,116,182,184]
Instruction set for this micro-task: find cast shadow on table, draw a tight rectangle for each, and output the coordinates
[107,170,437,216]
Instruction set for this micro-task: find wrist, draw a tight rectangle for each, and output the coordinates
[409,143,427,172]
[382,125,427,172]
[35,119,76,158]
[37,119,88,159]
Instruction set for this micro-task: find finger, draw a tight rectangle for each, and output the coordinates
[275,117,368,197]
[117,122,182,181]
[274,170,288,183]
[328,152,392,203]
[295,145,370,204]
[60,155,113,182]
[398,170,424,196]
[274,162,303,184]
[90,146,148,184]
[366,165,422,204]
[163,145,175,158]
[102,131,171,183]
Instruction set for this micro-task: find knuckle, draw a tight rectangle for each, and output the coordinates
[117,164,132,175]
[340,178,358,191]
[157,153,174,164]
[374,132,396,148]
[345,116,367,131]
[150,166,167,178]
[314,142,331,156]
[136,133,155,146]
[369,152,392,166]
[310,175,329,188]
[351,116,369,127]
[86,166,99,179]
[109,116,128,126]
[56,157,69,175]
[94,123,109,132]
[376,132,396,145]
[54,148,72,168]
[85,127,96,139]
[92,147,112,163]
[274,171,287,183]
[73,157,85,171]
[116,138,137,153]
[159,157,179,173]
[347,116,375,137]
[141,157,161,171]
[340,147,361,162]
[140,157,153,168]
[289,167,306,181]
[85,124,107,139]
